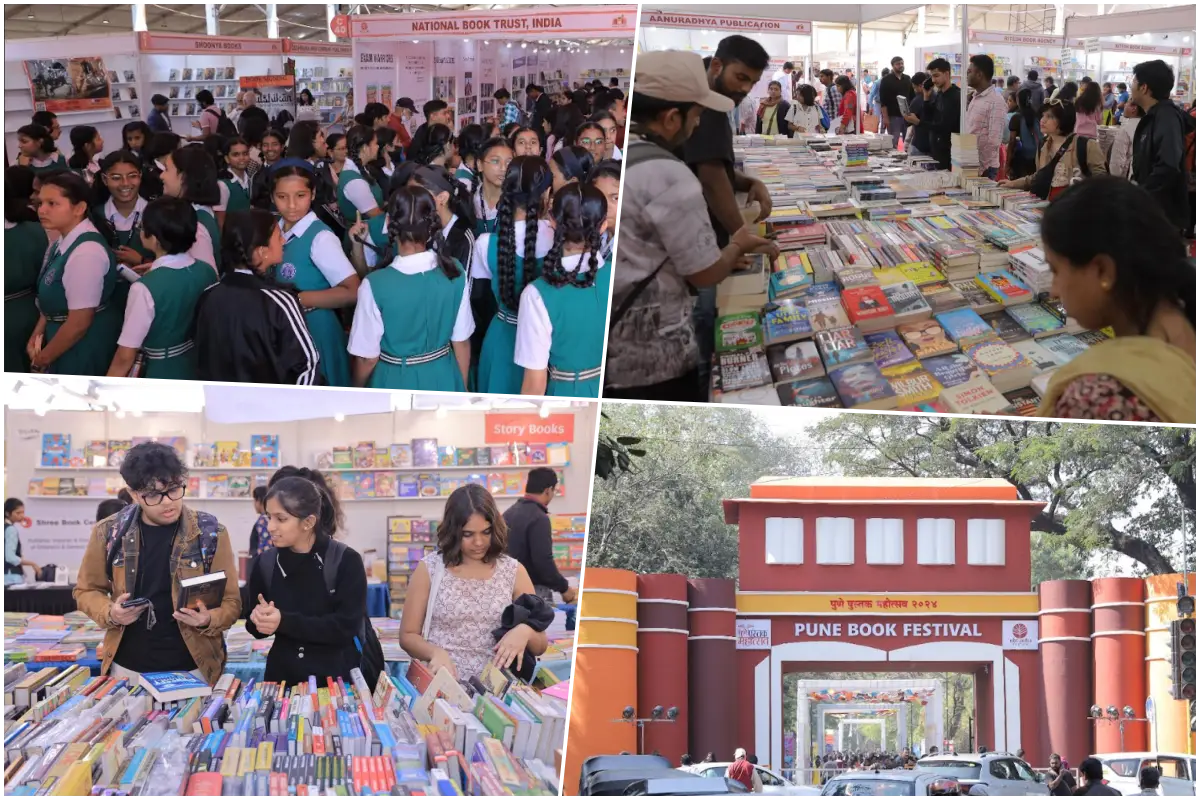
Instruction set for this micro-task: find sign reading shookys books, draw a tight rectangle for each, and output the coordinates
[736,619,772,650]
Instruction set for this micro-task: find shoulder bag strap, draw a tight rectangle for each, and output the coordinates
[421,556,443,640]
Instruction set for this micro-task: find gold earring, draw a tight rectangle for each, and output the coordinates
[1100,281,1110,290]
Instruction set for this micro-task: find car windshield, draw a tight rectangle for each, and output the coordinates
[917,760,982,780]
[1101,759,1141,778]
[825,778,915,796]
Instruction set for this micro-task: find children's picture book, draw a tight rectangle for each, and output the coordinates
[934,308,993,345]
[456,447,477,466]
[41,434,71,467]
[228,475,251,498]
[108,440,132,468]
[526,444,548,465]
[489,445,513,466]
[374,448,391,468]
[354,442,375,469]
[488,473,506,495]
[215,441,239,468]
[504,473,523,495]
[250,435,279,468]
[376,473,397,497]
[390,443,413,468]
[476,447,492,467]
[85,440,108,468]
[546,443,570,466]
[776,376,842,408]
[332,446,353,470]
[417,474,439,498]
[412,439,439,468]
[438,446,457,467]
[355,472,376,499]
[207,474,230,498]
[398,477,420,498]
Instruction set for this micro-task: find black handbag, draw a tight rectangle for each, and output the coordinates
[1029,134,1076,200]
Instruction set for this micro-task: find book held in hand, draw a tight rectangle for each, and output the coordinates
[178,570,227,612]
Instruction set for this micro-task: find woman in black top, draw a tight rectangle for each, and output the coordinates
[245,473,366,686]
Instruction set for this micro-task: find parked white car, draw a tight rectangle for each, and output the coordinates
[1092,752,1195,796]
[915,753,1049,795]
[684,762,822,796]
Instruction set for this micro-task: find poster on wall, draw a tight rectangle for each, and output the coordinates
[24,56,113,113]
[399,49,433,110]
[239,74,294,107]
[356,42,397,115]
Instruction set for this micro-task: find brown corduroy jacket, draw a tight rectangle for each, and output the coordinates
[73,504,242,684]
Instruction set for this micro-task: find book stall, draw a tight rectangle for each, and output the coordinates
[1066,5,1196,107]
[283,39,354,126]
[345,5,635,131]
[708,131,1116,416]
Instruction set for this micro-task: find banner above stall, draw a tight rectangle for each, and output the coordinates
[642,11,812,35]
[136,31,283,54]
[346,5,637,41]
[283,39,352,57]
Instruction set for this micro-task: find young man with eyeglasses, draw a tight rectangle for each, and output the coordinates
[75,442,241,684]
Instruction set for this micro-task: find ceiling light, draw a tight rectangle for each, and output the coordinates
[26,13,34,18]
[412,39,419,44]
[484,40,489,45]
[521,42,527,49]
[101,19,109,24]
[463,38,468,43]
[334,412,345,422]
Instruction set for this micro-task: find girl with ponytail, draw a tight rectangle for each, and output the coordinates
[453,124,486,188]
[193,208,321,385]
[16,124,66,176]
[269,163,361,387]
[514,183,609,397]
[347,185,474,391]
[159,145,222,270]
[470,155,554,395]
[590,159,621,261]
[469,136,512,235]
[246,473,367,685]
[410,124,454,167]
[67,125,104,185]
[336,124,384,228]
[549,146,594,192]
[1034,176,1195,423]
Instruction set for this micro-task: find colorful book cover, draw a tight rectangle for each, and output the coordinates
[490,445,513,466]
[465,472,489,487]
[41,434,71,467]
[1011,338,1058,372]
[546,443,570,466]
[815,326,872,368]
[941,375,1010,414]
[355,472,376,499]
[332,446,353,470]
[39,477,58,496]
[762,299,812,343]
[522,444,546,466]
[834,265,877,289]
[872,266,908,287]
[214,441,240,467]
[1002,387,1041,416]
[417,474,439,498]
[766,341,824,383]
[250,435,279,468]
[715,312,764,352]
[388,516,412,534]
[714,347,772,392]
[1005,303,1065,339]
[975,269,1033,304]
[192,442,216,467]
[920,281,968,314]
[438,446,457,467]
[899,262,944,286]
[488,473,506,495]
[398,477,420,498]
[412,439,439,467]
[108,440,132,468]
[160,437,188,459]
[864,330,917,372]
[456,448,477,466]
[475,447,492,467]
[57,477,76,496]
[828,362,899,409]
[921,352,982,387]
[504,474,523,495]
[964,337,1034,379]
[354,442,376,469]
[769,266,813,298]
[390,444,413,468]
[980,310,1029,344]
[882,281,933,319]
[951,278,1001,311]
[806,294,852,333]
[934,308,993,345]
[107,477,125,496]
[841,285,894,326]
[85,440,108,468]
[207,474,230,498]
[374,448,392,468]
[886,368,945,406]
[1040,333,1090,365]
[897,319,957,359]
[897,400,950,414]
[228,476,251,498]
[805,281,842,300]
[775,376,842,408]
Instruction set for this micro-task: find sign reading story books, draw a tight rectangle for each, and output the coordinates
[484,413,575,444]
[24,56,113,113]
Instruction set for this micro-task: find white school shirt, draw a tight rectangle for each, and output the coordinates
[514,252,593,371]
[104,196,148,234]
[610,144,623,161]
[48,219,111,310]
[214,171,251,211]
[473,190,499,228]
[279,212,356,288]
[469,219,555,280]
[117,253,198,349]
[339,159,381,214]
[189,204,217,271]
[347,251,475,359]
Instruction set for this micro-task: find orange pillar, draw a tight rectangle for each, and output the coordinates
[636,574,689,764]
[1145,573,1196,755]
[1038,580,1094,766]
[565,568,639,795]
[1092,578,1149,753]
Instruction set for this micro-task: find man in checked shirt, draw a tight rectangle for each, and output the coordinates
[819,68,842,128]
[965,54,1009,180]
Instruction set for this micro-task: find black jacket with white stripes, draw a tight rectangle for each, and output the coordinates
[193,270,324,385]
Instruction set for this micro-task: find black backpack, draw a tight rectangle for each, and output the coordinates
[257,539,386,689]
[204,106,237,138]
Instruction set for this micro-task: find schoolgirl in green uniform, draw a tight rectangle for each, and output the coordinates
[67,126,103,186]
[5,166,48,372]
[514,183,609,398]
[107,198,215,379]
[27,172,121,376]
[16,125,67,177]
[549,146,594,193]
[471,155,554,395]
[121,121,152,161]
[271,162,361,387]
[468,136,512,236]
[410,123,454,168]
[160,145,222,272]
[347,185,473,391]
[452,124,485,189]
[336,125,384,229]
[216,136,253,226]
[92,152,155,271]
[590,159,621,262]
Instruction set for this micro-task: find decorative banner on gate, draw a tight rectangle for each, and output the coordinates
[807,688,936,704]
[1002,620,1039,650]
[484,413,575,444]
[24,57,113,113]
[642,11,812,35]
[738,591,1040,615]
[348,5,637,40]
[736,618,772,649]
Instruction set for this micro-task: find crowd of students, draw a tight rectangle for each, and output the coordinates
[5,80,625,398]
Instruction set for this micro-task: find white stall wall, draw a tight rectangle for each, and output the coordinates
[8,404,597,571]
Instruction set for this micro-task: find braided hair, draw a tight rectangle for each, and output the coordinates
[541,183,606,290]
[67,125,100,171]
[412,123,453,166]
[345,124,378,187]
[220,208,284,280]
[455,124,487,173]
[386,185,460,280]
[551,146,595,185]
[470,136,512,225]
[495,155,552,310]
[411,165,476,231]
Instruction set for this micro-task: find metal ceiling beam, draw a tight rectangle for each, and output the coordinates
[52,4,121,37]
[5,5,30,20]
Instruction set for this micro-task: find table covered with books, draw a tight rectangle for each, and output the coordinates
[709,132,1115,415]
[3,584,78,616]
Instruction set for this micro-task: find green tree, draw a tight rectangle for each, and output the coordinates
[808,416,1194,576]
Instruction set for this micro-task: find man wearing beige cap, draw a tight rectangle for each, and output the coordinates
[604,50,773,403]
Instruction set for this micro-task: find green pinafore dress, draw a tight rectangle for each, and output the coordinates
[221,176,252,212]
[336,169,384,235]
[5,221,49,372]
[530,257,611,398]
[135,260,217,380]
[274,220,351,387]
[363,262,467,391]
[477,234,543,395]
[36,230,121,376]
[28,153,67,177]
[91,204,154,318]
[194,205,222,270]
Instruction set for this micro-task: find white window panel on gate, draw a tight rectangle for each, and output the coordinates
[917,518,956,565]
[765,517,803,564]
[816,517,854,564]
[866,518,903,564]
[967,518,1006,565]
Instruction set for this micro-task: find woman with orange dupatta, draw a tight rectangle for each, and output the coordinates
[1036,176,1194,422]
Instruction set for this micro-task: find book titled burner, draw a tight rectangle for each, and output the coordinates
[776,376,842,408]
[715,312,764,353]
[841,286,895,333]
[815,326,872,369]
[714,347,772,393]
[763,299,812,344]
[828,362,899,410]
[767,341,824,384]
